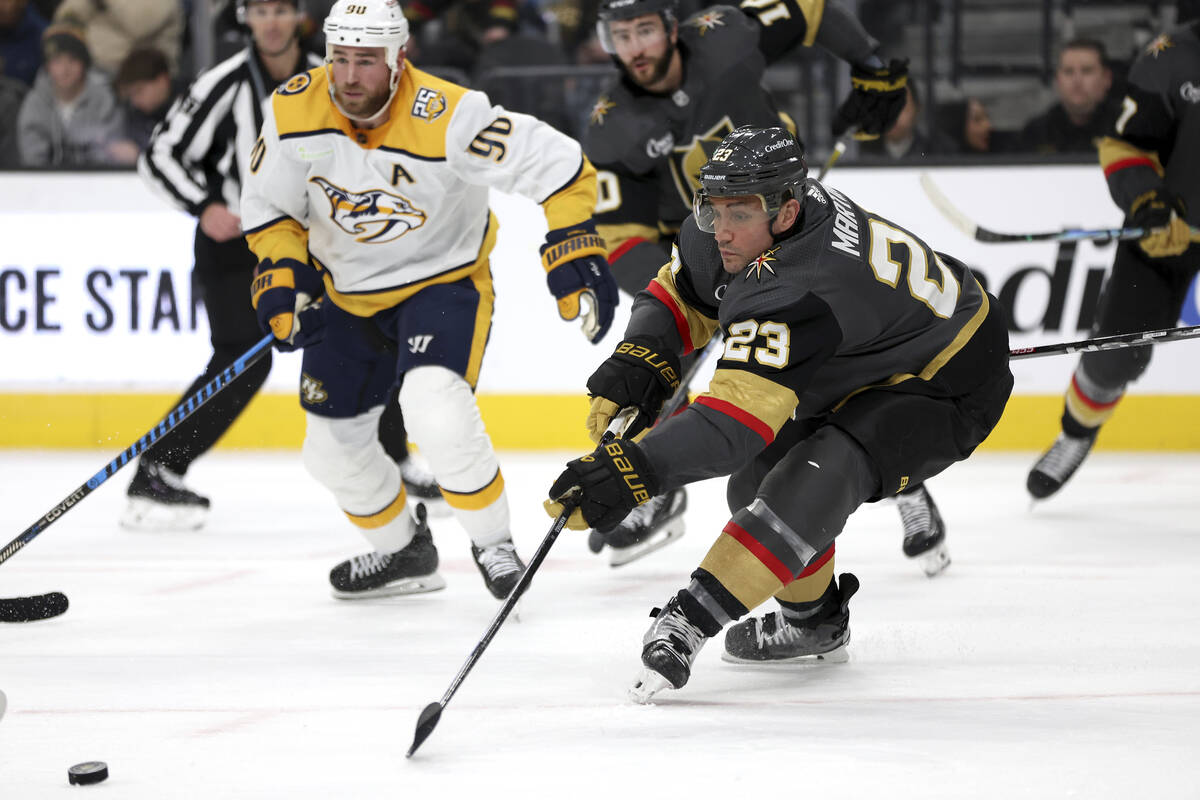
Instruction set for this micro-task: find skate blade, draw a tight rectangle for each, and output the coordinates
[608,520,685,568]
[330,572,447,600]
[628,667,673,704]
[913,542,951,578]
[119,499,207,532]
[720,642,850,666]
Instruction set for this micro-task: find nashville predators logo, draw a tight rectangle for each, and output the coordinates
[310,177,427,243]
[300,373,328,405]
[278,72,311,95]
[688,9,725,34]
[1146,34,1173,57]
[746,247,778,281]
[590,96,616,126]
[667,116,734,206]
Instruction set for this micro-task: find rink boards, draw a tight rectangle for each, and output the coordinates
[1,166,1198,450]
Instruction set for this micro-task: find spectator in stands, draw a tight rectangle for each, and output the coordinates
[16,22,123,165]
[110,46,175,160]
[53,0,184,78]
[0,0,48,86]
[404,0,524,73]
[1019,39,1119,154]
[936,96,1004,155]
[0,67,27,166]
[858,82,952,161]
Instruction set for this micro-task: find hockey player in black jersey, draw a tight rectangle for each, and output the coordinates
[546,127,1013,701]
[1027,20,1200,500]
[582,0,948,575]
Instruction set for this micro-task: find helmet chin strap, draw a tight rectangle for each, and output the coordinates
[326,59,406,127]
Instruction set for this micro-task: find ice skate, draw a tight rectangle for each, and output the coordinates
[120,460,210,532]
[471,538,527,600]
[329,504,445,598]
[592,488,687,567]
[722,573,859,665]
[1027,431,1097,501]
[629,596,709,703]
[399,452,450,517]
[895,485,950,577]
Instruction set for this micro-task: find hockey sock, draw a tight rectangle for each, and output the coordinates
[1062,368,1122,437]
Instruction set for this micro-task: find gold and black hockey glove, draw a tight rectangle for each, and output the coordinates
[542,222,619,344]
[1129,189,1193,259]
[585,336,681,443]
[250,257,327,351]
[832,58,909,140]
[544,438,660,531]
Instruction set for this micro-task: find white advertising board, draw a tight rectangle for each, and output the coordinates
[1,167,1197,395]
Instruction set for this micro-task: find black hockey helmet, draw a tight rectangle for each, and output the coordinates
[693,126,808,233]
[596,0,679,53]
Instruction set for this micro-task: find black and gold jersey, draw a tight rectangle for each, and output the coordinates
[1098,22,1200,223]
[626,181,1010,487]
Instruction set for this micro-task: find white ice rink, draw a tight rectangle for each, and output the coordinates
[2,449,1199,798]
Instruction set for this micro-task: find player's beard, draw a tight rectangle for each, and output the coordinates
[627,47,674,90]
[335,80,392,120]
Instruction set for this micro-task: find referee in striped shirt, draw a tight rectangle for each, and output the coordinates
[124,0,324,531]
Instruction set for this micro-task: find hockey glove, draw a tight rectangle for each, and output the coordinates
[544,438,660,531]
[542,222,619,344]
[250,257,327,352]
[585,337,681,442]
[832,58,908,140]
[1129,189,1193,259]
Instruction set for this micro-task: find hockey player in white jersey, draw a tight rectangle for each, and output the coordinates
[241,0,618,601]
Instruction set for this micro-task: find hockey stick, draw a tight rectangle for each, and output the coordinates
[407,408,638,759]
[919,173,1200,244]
[0,332,275,606]
[1009,323,1200,360]
[816,126,857,182]
[0,592,69,623]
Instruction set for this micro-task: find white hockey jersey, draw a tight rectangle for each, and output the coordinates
[241,63,598,316]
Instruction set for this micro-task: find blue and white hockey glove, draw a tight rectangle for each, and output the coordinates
[541,222,619,344]
[250,257,327,352]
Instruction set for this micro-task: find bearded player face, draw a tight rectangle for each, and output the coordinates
[329,44,399,120]
[609,14,676,89]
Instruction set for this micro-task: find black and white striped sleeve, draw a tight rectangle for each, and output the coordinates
[138,53,247,217]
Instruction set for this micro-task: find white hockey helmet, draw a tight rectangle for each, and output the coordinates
[323,0,410,91]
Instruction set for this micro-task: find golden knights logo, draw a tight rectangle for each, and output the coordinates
[1146,34,1173,58]
[411,87,447,122]
[667,116,735,207]
[310,177,427,243]
[590,96,616,126]
[688,9,726,34]
[746,247,778,281]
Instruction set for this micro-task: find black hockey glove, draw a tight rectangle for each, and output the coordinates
[832,58,909,140]
[1129,188,1193,259]
[585,336,681,442]
[545,439,660,531]
[250,257,327,351]
[542,221,619,344]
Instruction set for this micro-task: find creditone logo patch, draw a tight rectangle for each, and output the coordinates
[310,177,427,243]
[411,87,447,122]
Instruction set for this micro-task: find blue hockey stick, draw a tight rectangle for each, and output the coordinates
[0,333,276,570]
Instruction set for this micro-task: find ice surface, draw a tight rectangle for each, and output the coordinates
[2,450,1199,798]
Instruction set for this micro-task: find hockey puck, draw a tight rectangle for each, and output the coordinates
[67,761,108,785]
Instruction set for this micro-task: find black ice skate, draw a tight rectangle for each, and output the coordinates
[895,484,950,577]
[722,573,859,665]
[470,538,527,600]
[120,459,210,531]
[329,504,445,598]
[398,453,450,517]
[629,596,710,703]
[589,488,687,567]
[1027,431,1097,500]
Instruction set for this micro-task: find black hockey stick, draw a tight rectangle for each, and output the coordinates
[0,333,275,622]
[0,591,69,623]
[817,125,857,182]
[1009,323,1200,361]
[407,408,638,759]
[919,173,1200,244]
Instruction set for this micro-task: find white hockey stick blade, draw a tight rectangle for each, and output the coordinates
[919,173,979,240]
